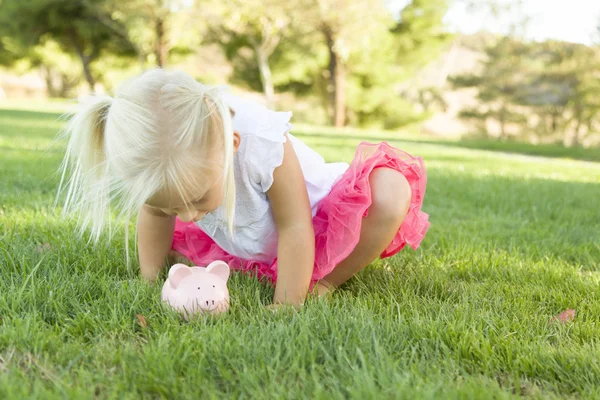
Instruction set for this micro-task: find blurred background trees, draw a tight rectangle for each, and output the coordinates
[0,0,598,147]
[0,0,136,90]
[451,37,600,146]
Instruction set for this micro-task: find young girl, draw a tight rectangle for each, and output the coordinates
[59,69,430,308]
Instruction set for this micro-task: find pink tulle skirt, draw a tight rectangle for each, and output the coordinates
[171,142,430,284]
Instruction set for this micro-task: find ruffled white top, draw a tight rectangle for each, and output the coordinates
[195,93,349,262]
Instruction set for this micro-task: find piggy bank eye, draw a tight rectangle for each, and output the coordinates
[197,287,201,290]
[212,285,215,288]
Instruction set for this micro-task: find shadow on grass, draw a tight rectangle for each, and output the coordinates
[294,131,600,163]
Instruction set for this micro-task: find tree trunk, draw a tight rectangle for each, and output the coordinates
[155,17,168,67]
[41,65,59,98]
[334,58,346,128]
[254,45,275,109]
[73,48,96,91]
[322,25,346,128]
[499,106,506,140]
[571,130,581,147]
[551,107,558,133]
[570,101,583,147]
[68,29,96,92]
[81,57,96,92]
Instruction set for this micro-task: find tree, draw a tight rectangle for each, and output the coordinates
[452,36,600,145]
[108,0,199,68]
[31,41,82,98]
[0,23,81,97]
[451,37,530,139]
[0,0,135,91]
[202,0,296,109]
[202,0,451,129]
[311,0,451,128]
[521,42,600,146]
[300,0,394,127]
[0,36,24,67]
[392,0,452,80]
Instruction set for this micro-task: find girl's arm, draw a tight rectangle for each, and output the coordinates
[137,204,176,282]
[267,137,315,306]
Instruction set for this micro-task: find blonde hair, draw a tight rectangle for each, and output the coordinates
[57,69,236,243]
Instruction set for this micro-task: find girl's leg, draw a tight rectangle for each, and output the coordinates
[316,166,412,295]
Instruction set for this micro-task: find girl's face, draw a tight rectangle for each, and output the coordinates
[145,132,240,222]
[147,170,224,223]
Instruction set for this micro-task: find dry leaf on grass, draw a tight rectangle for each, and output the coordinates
[549,309,576,324]
[35,243,51,253]
[136,314,148,328]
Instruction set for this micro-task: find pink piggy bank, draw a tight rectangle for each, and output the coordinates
[161,261,230,319]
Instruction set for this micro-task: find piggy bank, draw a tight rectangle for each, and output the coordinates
[161,261,230,319]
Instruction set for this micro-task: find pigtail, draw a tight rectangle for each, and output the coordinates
[209,90,236,236]
[57,95,113,242]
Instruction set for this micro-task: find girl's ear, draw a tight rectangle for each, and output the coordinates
[233,131,241,153]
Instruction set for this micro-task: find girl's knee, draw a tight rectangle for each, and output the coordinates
[369,168,412,224]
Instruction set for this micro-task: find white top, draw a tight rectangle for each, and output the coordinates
[196,93,349,262]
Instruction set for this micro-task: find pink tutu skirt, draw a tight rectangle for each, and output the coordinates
[171,142,430,284]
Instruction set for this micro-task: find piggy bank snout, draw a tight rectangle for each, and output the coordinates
[182,279,229,311]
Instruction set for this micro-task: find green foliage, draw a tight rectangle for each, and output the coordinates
[107,0,200,67]
[0,0,136,89]
[521,41,600,146]
[452,37,600,145]
[203,0,451,127]
[31,41,82,98]
[345,47,428,128]
[270,36,329,95]
[0,0,454,128]
[450,37,529,139]
[214,33,262,91]
[343,0,451,128]
[345,21,410,128]
[392,0,452,79]
[0,36,26,67]
[202,0,298,107]
[0,35,82,98]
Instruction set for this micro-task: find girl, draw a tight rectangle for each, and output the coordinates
[59,69,430,308]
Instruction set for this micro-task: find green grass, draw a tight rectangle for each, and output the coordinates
[1,104,600,399]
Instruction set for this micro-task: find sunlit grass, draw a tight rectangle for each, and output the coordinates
[1,105,599,398]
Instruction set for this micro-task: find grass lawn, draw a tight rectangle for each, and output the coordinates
[1,103,599,399]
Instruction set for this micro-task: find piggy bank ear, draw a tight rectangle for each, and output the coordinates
[206,261,230,282]
[168,263,194,289]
